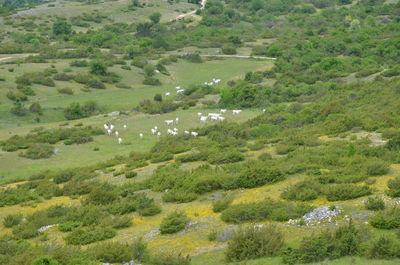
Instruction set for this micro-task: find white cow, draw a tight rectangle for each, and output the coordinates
[175,117,179,124]
[176,89,185,94]
[218,116,225,121]
[262,109,266,113]
[232,110,242,115]
[115,131,119,137]
[167,129,174,134]
[104,124,109,130]
[110,124,115,130]
[184,130,190,135]
[197,112,202,116]
[154,126,158,130]
[123,124,127,130]
[139,133,143,139]
[191,132,198,137]
[165,92,170,96]
[118,137,123,144]
[165,120,174,126]
[107,129,112,136]
[211,116,219,121]
[200,116,208,123]
[208,113,221,117]
[220,109,227,113]
[151,128,156,135]
[173,128,178,132]
[157,132,161,137]
[176,86,181,90]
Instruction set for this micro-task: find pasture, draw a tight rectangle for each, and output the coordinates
[0,58,271,129]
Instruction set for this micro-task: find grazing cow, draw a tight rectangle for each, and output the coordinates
[197,112,202,116]
[184,130,190,135]
[118,137,123,144]
[165,120,174,126]
[176,86,181,90]
[167,129,173,134]
[139,133,143,139]
[154,126,158,131]
[232,110,242,115]
[157,132,161,137]
[110,124,115,130]
[191,132,198,137]
[200,116,208,123]
[173,128,178,132]
[218,116,225,121]
[176,89,185,94]
[175,117,179,124]
[104,124,109,130]
[208,113,221,117]
[262,109,266,113]
[115,131,119,137]
[211,116,218,121]
[165,92,170,96]
[123,124,127,130]
[107,129,112,136]
[151,129,156,135]
[220,109,227,113]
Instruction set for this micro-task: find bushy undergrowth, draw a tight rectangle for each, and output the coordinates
[226,225,284,261]
[159,211,189,234]
[221,199,313,223]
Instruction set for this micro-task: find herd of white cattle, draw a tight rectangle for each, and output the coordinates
[101,80,258,145]
[102,109,243,144]
[164,78,221,97]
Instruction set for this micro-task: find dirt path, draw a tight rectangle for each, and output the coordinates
[0,57,12,62]
[174,0,207,21]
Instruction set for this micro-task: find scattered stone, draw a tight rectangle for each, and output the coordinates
[302,206,340,224]
[38,224,55,232]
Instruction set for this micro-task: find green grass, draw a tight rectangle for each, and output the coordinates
[0,58,270,129]
[0,108,260,181]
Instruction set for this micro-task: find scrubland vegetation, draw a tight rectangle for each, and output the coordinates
[0,0,400,264]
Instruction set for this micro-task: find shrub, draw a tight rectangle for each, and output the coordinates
[150,252,191,265]
[283,221,360,264]
[387,177,400,198]
[64,227,116,245]
[125,171,138,178]
[159,211,189,234]
[151,152,174,163]
[143,76,161,86]
[207,150,244,164]
[365,235,400,259]
[281,180,322,201]
[226,225,284,261]
[370,207,400,229]
[57,87,74,95]
[12,224,39,239]
[89,242,133,263]
[3,214,23,228]
[58,221,80,232]
[132,237,150,263]
[32,256,59,265]
[212,195,234,213]
[325,184,372,201]
[221,199,312,224]
[365,196,385,211]
[53,170,74,184]
[19,144,53,159]
[365,158,389,176]
[222,44,237,55]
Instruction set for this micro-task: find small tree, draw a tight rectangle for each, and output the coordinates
[153,94,162,102]
[53,20,72,35]
[90,61,108,76]
[149,12,162,24]
[29,102,42,115]
[159,211,189,234]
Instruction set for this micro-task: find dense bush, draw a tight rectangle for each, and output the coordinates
[364,196,385,211]
[283,221,361,264]
[325,184,372,201]
[151,152,174,163]
[212,194,234,213]
[281,180,322,201]
[88,242,133,263]
[64,101,101,120]
[150,252,191,265]
[387,177,400,198]
[370,207,400,229]
[19,143,54,159]
[226,225,284,261]
[365,235,400,259]
[221,199,313,223]
[159,211,189,234]
[64,227,116,245]
[3,214,23,228]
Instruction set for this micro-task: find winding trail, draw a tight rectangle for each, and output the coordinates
[174,0,207,21]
